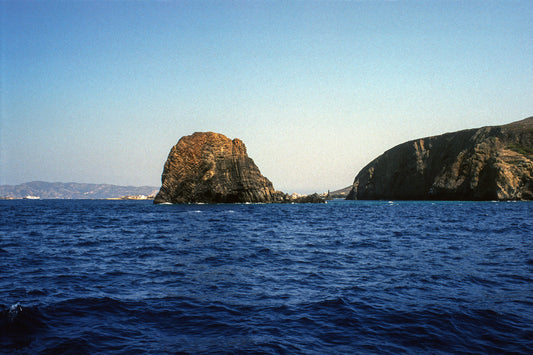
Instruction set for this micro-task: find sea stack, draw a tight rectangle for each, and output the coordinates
[154,132,282,204]
[347,117,533,201]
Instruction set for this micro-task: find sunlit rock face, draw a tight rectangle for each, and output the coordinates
[154,132,280,204]
[347,117,533,201]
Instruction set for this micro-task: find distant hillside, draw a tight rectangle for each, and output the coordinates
[0,181,159,199]
[324,186,352,199]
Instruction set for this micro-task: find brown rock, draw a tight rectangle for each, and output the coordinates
[154,132,283,204]
[347,117,533,201]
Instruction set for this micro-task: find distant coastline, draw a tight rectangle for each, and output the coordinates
[0,181,158,200]
[0,181,347,202]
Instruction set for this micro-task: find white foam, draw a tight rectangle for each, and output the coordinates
[8,303,22,320]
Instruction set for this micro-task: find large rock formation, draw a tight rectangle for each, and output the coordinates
[347,117,533,201]
[154,132,325,204]
[154,132,277,203]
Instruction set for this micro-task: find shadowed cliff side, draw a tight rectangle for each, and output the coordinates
[154,132,324,204]
[347,117,533,201]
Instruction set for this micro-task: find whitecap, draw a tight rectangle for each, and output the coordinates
[8,303,22,321]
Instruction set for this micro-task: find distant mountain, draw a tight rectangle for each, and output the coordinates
[327,186,352,199]
[0,181,159,199]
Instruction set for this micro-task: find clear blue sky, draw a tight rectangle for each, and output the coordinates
[1,0,532,193]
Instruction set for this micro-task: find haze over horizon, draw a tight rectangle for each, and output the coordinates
[2,0,532,194]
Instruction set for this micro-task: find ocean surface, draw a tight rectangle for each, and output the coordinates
[1,199,532,354]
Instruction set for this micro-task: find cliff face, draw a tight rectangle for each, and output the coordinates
[154,132,282,204]
[347,117,533,201]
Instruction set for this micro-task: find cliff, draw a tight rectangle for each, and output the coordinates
[155,132,324,204]
[347,117,533,201]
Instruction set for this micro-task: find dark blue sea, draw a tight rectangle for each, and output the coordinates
[1,200,532,354]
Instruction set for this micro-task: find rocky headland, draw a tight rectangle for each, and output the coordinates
[154,132,324,204]
[347,117,533,201]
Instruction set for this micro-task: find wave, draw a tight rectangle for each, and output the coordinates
[0,303,48,351]
[1,200,532,353]
[2,294,532,354]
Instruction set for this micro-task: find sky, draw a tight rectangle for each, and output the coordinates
[1,0,532,194]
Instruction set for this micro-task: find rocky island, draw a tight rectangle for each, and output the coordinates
[347,117,532,201]
[154,132,324,204]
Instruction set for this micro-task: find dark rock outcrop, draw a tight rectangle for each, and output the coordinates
[347,117,533,201]
[290,193,325,203]
[154,132,325,204]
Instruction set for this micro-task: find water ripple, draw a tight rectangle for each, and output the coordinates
[0,200,531,353]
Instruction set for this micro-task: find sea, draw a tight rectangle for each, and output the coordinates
[0,199,532,354]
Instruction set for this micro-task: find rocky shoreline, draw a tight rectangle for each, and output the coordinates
[3,118,530,203]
